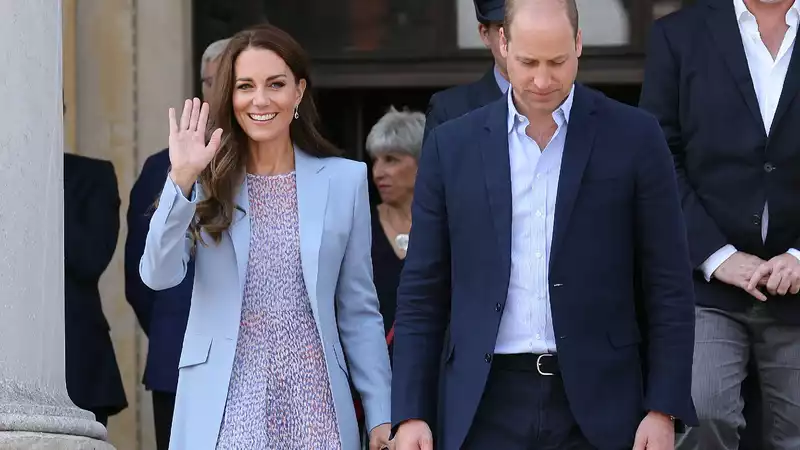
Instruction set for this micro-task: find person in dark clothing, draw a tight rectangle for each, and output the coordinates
[64,153,127,426]
[422,0,508,142]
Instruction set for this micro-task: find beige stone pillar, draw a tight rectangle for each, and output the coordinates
[0,2,113,449]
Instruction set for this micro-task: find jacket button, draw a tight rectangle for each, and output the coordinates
[764,162,775,173]
[484,353,493,363]
[753,214,761,226]
[495,303,502,312]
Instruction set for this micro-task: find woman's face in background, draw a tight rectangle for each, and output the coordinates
[231,47,305,145]
[371,151,418,206]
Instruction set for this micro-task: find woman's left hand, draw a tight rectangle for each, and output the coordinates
[369,423,392,450]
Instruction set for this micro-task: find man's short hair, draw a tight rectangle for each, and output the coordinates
[504,0,579,41]
[200,38,231,75]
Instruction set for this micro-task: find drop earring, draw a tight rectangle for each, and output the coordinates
[294,104,299,120]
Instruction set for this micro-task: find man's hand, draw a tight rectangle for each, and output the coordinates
[391,419,433,450]
[747,253,800,296]
[369,423,392,450]
[633,411,675,450]
[712,252,768,301]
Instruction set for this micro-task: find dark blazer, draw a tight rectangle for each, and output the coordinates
[423,68,503,142]
[64,153,127,415]
[124,148,193,393]
[391,85,698,450]
[639,0,800,324]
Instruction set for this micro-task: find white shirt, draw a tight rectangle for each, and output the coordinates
[699,0,800,280]
[494,86,575,355]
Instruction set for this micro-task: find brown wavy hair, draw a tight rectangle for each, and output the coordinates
[191,24,340,247]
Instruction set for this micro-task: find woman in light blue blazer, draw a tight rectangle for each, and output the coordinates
[139,24,391,450]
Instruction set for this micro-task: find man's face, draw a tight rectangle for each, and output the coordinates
[500,6,581,116]
[479,22,507,77]
[201,57,220,101]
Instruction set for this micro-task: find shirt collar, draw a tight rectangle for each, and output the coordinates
[493,65,510,94]
[734,0,799,26]
[506,85,575,134]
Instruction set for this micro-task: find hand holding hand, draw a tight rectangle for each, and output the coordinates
[747,253,800,297]
[392,419,433,450]
[712,251,768,301]
[369,423,392,450]
[168,97,223,195]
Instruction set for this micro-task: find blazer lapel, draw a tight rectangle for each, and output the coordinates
[705,1,764,131]
[229,176,250,296]
[480,97,513,285]
[295,147,328,319]
[550,85,598,268]
[770,38,800,136]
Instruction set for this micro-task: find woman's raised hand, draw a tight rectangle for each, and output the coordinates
[168,98,224,193]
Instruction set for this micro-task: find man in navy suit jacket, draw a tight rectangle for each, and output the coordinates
[65,153,128,426]
[640,1,800,448]
[422,0,508,142]
[124,148,193,447]
[391,1,697,449]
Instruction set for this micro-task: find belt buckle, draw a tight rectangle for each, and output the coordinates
[536,353,555,376]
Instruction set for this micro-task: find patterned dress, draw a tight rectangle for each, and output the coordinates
[215,172,341,450]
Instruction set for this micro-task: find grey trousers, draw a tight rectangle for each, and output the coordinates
[676,305,800,450]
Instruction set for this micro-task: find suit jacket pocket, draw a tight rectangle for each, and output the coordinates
[607,326,642,349]
[179,334,212,368]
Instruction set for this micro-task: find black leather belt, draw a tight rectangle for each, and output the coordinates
[492,353,560,376]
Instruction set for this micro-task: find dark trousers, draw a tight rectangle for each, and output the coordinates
[152,390,176,450]
[462,354,595,450]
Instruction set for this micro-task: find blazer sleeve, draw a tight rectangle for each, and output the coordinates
[634,114,699,427]
[139,176,197,291]
[64,160,121,283]
[335,163,392,432]
[124,155,166,333]
[391,127,452,430]
[639,21,729,268]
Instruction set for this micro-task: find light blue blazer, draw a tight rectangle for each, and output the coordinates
[139,148,391,450]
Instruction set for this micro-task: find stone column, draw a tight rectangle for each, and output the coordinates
[0,1,114,448]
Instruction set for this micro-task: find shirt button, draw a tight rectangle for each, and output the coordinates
[536,334,541,340]
[535,252,542,258]
[536,210,542,217]
[764,162,775,173]
[484,353,493,363]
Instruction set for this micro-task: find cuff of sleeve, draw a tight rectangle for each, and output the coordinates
[698,244,737,282]
[787,248,800,262]
[169,176,200,203]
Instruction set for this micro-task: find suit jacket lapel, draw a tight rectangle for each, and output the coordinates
[295,147,328,318]
[470,68,504,111]
[706,1,764,131]
[229,177,250,296]
[770,38,800,136]
[550,85,598,268]
[480,97,512,285]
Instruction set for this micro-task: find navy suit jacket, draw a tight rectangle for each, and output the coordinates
[391,85,698,450]
[124,148,193,392]
[64,154,127,414]
[639,0,800,324]
[423,68,502,142]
